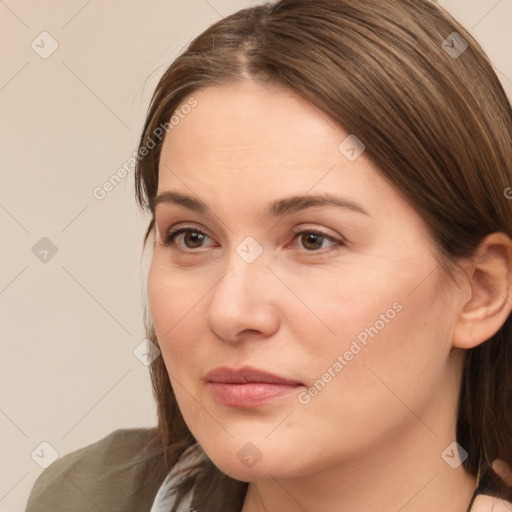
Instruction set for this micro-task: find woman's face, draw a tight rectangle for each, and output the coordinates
[148,81,466,481]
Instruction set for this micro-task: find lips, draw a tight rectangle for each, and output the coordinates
[206,366,303,386]
[205,365,303,407]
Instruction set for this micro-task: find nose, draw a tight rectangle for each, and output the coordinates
[205,252,280,344]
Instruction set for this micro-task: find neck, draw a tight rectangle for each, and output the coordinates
[241,422,477,512]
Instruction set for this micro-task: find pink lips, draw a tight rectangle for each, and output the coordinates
[205,366,303,408]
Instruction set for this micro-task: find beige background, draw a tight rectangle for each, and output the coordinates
[0,0,511,510]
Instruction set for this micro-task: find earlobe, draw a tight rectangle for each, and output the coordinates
[452,232,512,350]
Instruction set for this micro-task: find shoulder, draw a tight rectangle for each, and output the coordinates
[468,460,512,512]
[26,428,169,512]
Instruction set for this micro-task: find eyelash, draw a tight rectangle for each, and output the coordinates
[161,226,344,253]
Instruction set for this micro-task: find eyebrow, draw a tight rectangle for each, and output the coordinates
[151,191,370,217]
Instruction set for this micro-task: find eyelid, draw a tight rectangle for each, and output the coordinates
[290,225,344,243]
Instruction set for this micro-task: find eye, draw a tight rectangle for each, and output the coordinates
[162,226,214,250]
[161,226,344,253]
[291,229,344,251]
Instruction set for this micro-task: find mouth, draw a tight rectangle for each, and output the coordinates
[205,365,304,408]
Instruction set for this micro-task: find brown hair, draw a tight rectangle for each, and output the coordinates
[134,0,512,509]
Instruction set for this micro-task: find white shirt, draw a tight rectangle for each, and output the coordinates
[150,443,207,512]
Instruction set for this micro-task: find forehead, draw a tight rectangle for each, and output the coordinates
[160,82,343,169]
[158,85,357,209]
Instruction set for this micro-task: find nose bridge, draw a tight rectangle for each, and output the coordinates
[213,238,268,305]
[205,238,278,341]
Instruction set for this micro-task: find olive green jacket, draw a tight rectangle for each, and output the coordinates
[25,429,168,512]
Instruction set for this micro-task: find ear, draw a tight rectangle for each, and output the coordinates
[452,232,512,349]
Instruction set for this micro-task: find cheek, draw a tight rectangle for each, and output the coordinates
[292,261,454,406]
[275,260,409,361]
[147,258,205,365]
[147,261,211,431]
[312,281,453,435]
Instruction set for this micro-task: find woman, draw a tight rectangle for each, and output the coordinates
[26,0,512,511]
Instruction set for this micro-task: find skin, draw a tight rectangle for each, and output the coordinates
[147,81,512,512]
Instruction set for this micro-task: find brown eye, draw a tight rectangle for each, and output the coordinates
[163,228,212,249]
[300,232,326,251]
[292,230,342,251]
[182,231,206,248]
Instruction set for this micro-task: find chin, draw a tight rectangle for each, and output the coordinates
[208,451,282,483]
[198,435,307,483]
